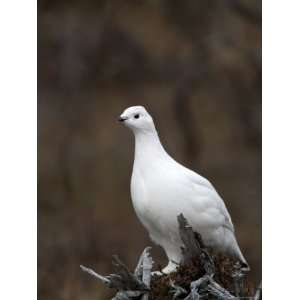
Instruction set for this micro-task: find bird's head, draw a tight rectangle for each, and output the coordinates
[118,106,156,134]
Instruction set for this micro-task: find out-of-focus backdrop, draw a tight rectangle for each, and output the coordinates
[38,1,261,299]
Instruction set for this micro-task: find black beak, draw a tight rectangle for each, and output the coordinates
[118,116,127,122]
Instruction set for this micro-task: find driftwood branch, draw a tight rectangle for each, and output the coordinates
[81,214,259,299]
[188,274,236,300]
[81,247,153,299]
[80,265,112,287]
[178,213,215,276]
[169,279,188,299]
[254,282,262,300]
[178,214,236,299]
[232,262,246,298]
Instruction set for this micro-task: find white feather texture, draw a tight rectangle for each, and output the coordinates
[119,106,247,273]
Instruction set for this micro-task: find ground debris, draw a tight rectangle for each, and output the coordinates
[81,214,257,300]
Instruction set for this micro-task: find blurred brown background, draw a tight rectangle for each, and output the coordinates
[38,1,261,299]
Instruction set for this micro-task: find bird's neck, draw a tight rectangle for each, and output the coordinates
[133,130,170,170]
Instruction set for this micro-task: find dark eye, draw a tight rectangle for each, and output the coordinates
[134,114,140,119]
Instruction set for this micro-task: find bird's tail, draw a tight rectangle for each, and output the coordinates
[226,229,250,271]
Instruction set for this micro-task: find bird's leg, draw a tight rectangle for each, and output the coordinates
[151,260,179,276]
[151,270,164,276]
[151,263,165,277]
[162,260,179,274]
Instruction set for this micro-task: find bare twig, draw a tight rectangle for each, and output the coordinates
[80,265,112,287]
[111,255,147,291]
[206,278,236,300]
[140,248,153,300]
[254,282,262,300]
[187,274,236,300]
[134,247,152,279]
[232,262,243,298]
[169,279,188,299]
[80,247,152,299]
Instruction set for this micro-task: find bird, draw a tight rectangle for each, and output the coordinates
[118,105,248,274]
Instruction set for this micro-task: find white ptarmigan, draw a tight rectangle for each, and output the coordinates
[118,106,248,274]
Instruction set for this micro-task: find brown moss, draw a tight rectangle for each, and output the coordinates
[150,253,254,300]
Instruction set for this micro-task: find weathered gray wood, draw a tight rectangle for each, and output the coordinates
[81,213,260,300]
[112,290,145,300]
[169,279,188,299]
[178,213,215,275]
[80,265,112,287]
[206,279,236,300]
[232,262,246,299]
[140,247,153,300]
[178,215,237,300]
[254,282,262,300]
[134,247,152,279]
[183,289,202,300]
[80,247,152,299]
[111,255,148,291]
[187,274,236,300]
[178,213,203,261]
[80,257,148,291]
[190,274,210,290]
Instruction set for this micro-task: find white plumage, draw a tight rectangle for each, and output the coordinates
[119,106,248,273]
